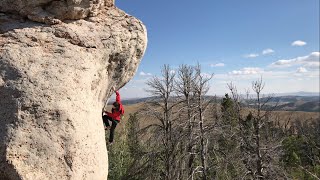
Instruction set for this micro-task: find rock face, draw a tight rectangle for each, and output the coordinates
[0,0,115,24]
[0,1,147,179]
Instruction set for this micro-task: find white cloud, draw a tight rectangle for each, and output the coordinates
[244,53,259,58]
[120,63,319,98]
[270,52,320,68]
[200,72,213,79]
[262,48,275,55]
[210,69,319,96]
[291,40,307,46]
[229,67,264,75]
[139,71,152,76]
[304,61,320,69]
[210,63,225,67]
[296,67,308,73]
[169,70,176,74]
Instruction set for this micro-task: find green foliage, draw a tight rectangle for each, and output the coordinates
[207,93,244,179]
[282,136,305,166]
[282,135,320,167]
[107,113,143,180]
[282,135,320,179]
[126,113,144,157]
[241,112,254,138]
[107,113,155,180]
[221,93,233,112]
[288,167,319,180]
[217,135,237,152]
[107,131,133,180]
[221,93,237,127]
[314,165,320,178]
[105,69,320,179]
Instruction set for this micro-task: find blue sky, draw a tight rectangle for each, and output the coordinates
[115,0,319,99]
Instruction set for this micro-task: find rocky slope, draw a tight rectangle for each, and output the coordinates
[0,1,147,179]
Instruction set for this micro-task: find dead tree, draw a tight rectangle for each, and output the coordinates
[145,64,179,180]
[175,64,197,178]
[252,79,264,179]
[228,78,285,179]
[193,64,213,180]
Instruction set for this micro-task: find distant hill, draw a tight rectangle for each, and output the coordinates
[258,96,319,112]
[274,91,319,97]
[266,96,319,102]
[121,97,155,105]
[119,95,319,112]
[109,97,155,105]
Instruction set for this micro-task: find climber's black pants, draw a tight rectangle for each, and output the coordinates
[102,115,119,143]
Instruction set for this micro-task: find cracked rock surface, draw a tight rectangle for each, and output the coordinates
[0,0,115,24]
[0,5,147,180]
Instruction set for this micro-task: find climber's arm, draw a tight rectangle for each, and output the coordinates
[116,91,121,103]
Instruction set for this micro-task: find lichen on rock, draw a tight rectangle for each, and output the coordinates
[0,1,147,179]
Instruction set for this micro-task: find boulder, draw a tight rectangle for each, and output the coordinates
[0,0,115,24]
[0,3,147,180]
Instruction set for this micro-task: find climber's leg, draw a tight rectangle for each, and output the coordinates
[102,115,112,129]
[109,120,119,143]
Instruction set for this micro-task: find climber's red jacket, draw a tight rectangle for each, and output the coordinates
[105,91,124,121]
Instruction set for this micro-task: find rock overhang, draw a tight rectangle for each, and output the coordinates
[0,1,147,179]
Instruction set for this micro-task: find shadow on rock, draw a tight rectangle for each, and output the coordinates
[0,61,22,179]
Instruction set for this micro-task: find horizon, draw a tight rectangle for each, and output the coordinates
[110,91,320,101]
[115,0,319,99]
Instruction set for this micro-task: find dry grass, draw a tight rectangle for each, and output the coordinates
[111,102,319,134]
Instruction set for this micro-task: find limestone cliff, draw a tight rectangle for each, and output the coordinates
[0,1,147,179]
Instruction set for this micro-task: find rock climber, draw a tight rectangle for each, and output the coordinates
[102,87,124,145]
